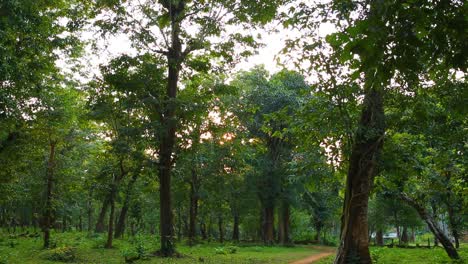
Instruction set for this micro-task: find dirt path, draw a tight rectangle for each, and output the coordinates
[290,246,335,264]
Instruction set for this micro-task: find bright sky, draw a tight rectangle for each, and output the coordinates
[60,3,337,83]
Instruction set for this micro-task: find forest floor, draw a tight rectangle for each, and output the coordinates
[1,231,466,263]
[0,231,323,264]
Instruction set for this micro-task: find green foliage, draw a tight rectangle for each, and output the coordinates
[40,246,77,262]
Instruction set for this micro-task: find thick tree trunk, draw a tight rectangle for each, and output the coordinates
[188,168,198,245]
[278,212,284,244]
[157,2,185,256]
[200,220,207,240]
[400,193,459,259]
[95,195,110,233]
[315,221,323,244]
[263,205,275,245]
[232,213,240,242]
[43,141,56,248]
[334,86,385,264]
[279,202,290,245]
[114,172,138,239]
[105,176,116,249]
[376,230,384,246]
[218,216,224,243]
[401,226,409,244]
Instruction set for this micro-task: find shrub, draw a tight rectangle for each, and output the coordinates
[214,247,227,255]
[91,236,105,249]
[121,236,149,263]
[226,245,238,254]
[41,246,77,262]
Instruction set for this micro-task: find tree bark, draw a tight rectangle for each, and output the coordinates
[157,1,185,256]
[95,195,110,233]
[263,205,275,245]
[43,141,56,248]
[334,85,385,264]
[105,175,117,249]
[200,220,207,240]
[232,213,240,242]
[87,187,93,233]
[188,168,198,245]
[114,172,138,239]
[401,226,409,244]
[279,202,290,245]
[376,230,384,246]
[400,193,459,259]
[218,216,224,243]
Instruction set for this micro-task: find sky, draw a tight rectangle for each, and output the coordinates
[60,2,337,83]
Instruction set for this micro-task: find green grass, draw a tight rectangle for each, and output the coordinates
[316,245,468,264]
[2,231,466,264]
[0,231,317,264]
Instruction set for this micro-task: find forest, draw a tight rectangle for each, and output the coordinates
[0,0,466,263]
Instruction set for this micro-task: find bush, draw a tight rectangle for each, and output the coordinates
[226,245,238,254]
[0,254,9,264]
[41,246,77,262]
[214,247,227,255]
[90,236,105,249]
[371,247,384,263]
[121,236,149,263]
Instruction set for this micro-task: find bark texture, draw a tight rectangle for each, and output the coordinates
[157,0,185,256]
[188,168,199,245]
[114,171,138,239]
[95,195,110,233]
[334,86,385,264]
[262,205,275,245]
[43,141,56,248]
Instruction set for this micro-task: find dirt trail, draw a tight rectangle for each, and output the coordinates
[289,246,335,264]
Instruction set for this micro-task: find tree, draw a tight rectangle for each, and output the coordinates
[95,0,284,255]
[231,67,306,245]
[283,0,466,261]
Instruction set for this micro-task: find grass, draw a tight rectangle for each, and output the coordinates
[316,244,468,264]
[1,231,466,264]
[0,231,317,264]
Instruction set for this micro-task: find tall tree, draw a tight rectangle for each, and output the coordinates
[96,0,284,255]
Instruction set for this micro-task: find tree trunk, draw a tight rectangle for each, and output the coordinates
[87,188,93,233]
[401,226,409,244]
[157,2,185,256]
[79,211,83,232]
[218,216,224,243]
[315,221,323,244]
[62,215,67,233]
[278,210,284,244]
[43,141,56,248]
[114,172,138,239]
[200,220,207,240]
[188,168,198,245]
[105,175,116,249]
[334,85,385,264]
[400,193,459,259]
[444,174,461,249]
[263,205,274,245]
[232,213,240,242]
[95,195,110,233]
[376,230,384,246]
[280,202,290,245]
